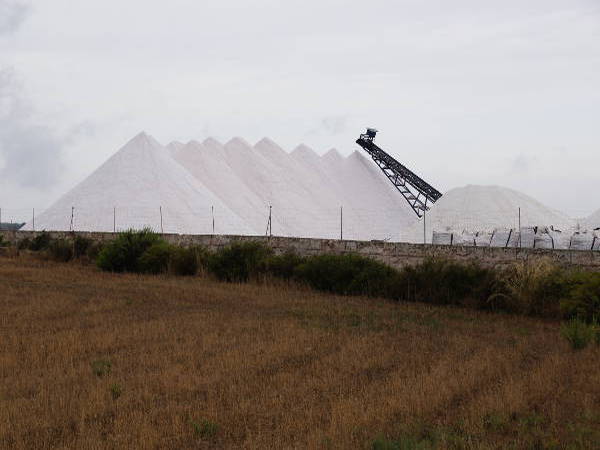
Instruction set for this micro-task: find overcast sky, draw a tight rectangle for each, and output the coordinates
[1,0,599,218]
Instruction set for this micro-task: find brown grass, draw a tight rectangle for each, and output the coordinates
[0,255,599,449]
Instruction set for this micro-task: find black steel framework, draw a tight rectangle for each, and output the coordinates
[356,129,442,218]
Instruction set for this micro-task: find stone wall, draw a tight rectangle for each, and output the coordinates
[2,230,600,271]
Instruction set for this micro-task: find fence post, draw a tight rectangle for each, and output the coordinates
[268,205,272,237]
[160,206,163,233]
[423,210,426,244]
[340,206,343,240]
[211,206,215,235]
[113,206,116,233]
[518,207,521,249]
[505,229,512,248]
[70,206,74,232]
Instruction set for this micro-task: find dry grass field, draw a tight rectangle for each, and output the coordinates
[1,255,599,449]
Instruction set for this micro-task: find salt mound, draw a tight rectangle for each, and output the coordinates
[584,209,600,230]
[172,139,272,233]
[27,133,253,234]
[291,144,321,169]
[254,138,342,237]
[222,137,276,202]
[322,148,344,166]
[220,137,339,238]
[406,185,573,242]
[337,151,418,241]
[166,141,185,156]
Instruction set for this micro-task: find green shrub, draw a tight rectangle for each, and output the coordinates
[73,235,93,259]
[483,412,508,432]
[561,272,600,323]
[17,238,31,250]
[560,318,595,350]
[170,246,203,276]
[91,359,111,377]
[86,241,104,261]
[372,433,436,450]
[208,241,273,282]
[48,239,74,262]
[110,383,122,400]
[96,228,162,273]
[395,258,497,307]
[265,251,306,280]
[29,231,52,251]
[138,241,173,274]
[0,235,9,247]
[191,419,219,439]
[294,253,397,297]
[372,436,403,450]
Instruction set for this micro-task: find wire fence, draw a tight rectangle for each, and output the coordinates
[1,205,598,251]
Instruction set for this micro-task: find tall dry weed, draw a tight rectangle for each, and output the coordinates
[489,259,566,317]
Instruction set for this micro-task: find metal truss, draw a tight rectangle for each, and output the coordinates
[356,129,442,218]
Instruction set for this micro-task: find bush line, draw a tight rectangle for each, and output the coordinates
[14,230,600,325]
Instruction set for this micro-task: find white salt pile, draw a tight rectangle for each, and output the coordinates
[172,139,272,233]
[28,133,597,245]
[337,151,417,241]
[25,133,252,235]
[584,209,600,230]
[252,137,343,238]
[406,185,574,242]
[166,141,185,156]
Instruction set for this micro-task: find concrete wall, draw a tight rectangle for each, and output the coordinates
[2,230,600,271]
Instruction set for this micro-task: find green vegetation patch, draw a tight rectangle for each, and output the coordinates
[560,318,597,350]
[207,241,273,282]
[97,228,163,272]
[48,239,74,263]
[29,231,52,251]
[91,359,112,377]
[191,418,219,440]
[295,253,397,298]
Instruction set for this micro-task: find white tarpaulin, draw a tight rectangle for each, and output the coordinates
[475,231,492,247]
[432,231,453,245]
[548,230,570,249]
[519,227,536,248]
[534,232,554,249]
[490,228,512,247]
[454,232,476,246]
[507,230,520,248]
[570,232,594,251]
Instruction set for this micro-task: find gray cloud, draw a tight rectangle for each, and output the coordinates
[509,154,540,175]
[0,2,64,189]
[305,116,350,138]
[0,0,29,35]
[0,70,63,187]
